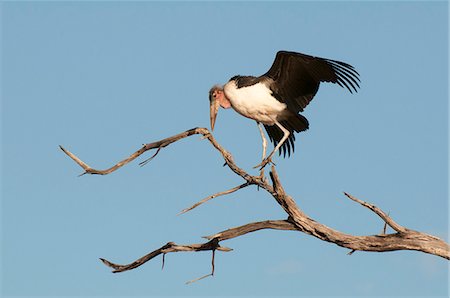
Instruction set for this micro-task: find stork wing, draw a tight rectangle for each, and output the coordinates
[261,51,360,113]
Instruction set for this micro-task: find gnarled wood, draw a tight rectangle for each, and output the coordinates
[61,127,449,280]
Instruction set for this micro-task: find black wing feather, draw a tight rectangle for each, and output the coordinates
[259,51,360,156]
[261,51,360,113]
[264,124,297,157]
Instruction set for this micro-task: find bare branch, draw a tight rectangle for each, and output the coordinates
[100,220,296,273]
[179,182,251,215]
[100,239,231,274]
[60,128,206,175]
[343,192,407,233]
[61,126,449,280]
[204,219,297,241]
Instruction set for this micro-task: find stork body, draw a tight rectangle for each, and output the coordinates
[224,79,288,124]
[209,51,360,169]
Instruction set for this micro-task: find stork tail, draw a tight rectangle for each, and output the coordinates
[264,114,309,157]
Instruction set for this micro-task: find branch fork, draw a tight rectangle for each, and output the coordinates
[60,127,449,282]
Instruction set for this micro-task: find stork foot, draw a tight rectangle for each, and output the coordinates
[253,157,275,170]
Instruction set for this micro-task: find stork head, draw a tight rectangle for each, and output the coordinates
[209,85,231,131]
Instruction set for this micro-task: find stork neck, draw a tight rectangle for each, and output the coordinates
[219,95,232,109]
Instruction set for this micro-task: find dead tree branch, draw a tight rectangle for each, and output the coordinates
[99,238,231,274]
[61,127,449,278]
[59,128,204,176]
[99,219,296,280]
[343,192,406,233]
[179,182,251,215]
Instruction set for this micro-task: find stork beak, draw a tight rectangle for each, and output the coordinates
[209,96,220,131]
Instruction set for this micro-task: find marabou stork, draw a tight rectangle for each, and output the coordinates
[209,50,360,169]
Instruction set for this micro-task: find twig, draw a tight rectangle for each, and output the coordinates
[185,250,216,284]
[139,147,162,167]
[185,273,213,285]
[382,212,390,235]
[343,192,407,233]
[178,182,251,215]
[59,145,92,176]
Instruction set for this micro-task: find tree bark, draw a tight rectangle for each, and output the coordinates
[60,127,449,280]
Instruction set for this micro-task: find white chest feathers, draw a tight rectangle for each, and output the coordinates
[223,81,287,125]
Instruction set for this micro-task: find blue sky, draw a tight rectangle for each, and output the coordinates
[1,1,448,297]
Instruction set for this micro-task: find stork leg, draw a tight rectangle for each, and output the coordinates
[257,122,268,177]
[253,120,290,170]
